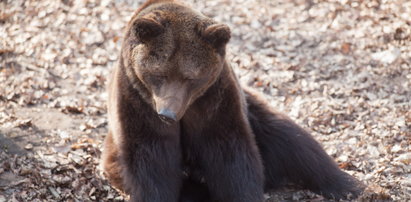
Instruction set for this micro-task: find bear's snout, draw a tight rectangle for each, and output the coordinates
[158,108,177,124]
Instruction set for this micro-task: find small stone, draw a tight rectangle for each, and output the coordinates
[25,143,33,150]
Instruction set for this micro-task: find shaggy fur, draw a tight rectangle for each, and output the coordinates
[101,1,364,201]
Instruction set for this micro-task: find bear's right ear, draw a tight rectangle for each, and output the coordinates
[202,24,231,50]
[133,18,165,41]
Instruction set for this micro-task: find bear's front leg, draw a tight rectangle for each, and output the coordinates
[197,131,264,202]
[182,101,265,202]
[101,131,124,192]
[120,128,182,202]
[113,94,183,202]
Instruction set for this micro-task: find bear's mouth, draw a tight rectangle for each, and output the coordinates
[157,108,177,125]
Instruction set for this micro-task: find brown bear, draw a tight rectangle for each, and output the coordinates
[101,0,364,201]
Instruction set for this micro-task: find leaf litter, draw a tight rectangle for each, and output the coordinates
[0,0,410,201]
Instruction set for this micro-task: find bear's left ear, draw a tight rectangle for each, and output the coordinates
[133,17,165,42]
[202,24,231,51]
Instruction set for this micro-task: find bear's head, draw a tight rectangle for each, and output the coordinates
[124,2,231,124]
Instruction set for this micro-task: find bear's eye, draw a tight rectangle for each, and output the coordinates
[149,51,158,57]
[184,77,195,81]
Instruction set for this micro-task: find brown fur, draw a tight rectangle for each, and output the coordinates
[102,1,364,202]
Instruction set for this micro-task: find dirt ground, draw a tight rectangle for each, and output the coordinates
[0,0,410,201]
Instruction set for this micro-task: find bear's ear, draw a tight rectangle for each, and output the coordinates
[202,24,231,50]
[133,18,165,41]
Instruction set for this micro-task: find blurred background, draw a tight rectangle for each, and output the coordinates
[0,0,410,201]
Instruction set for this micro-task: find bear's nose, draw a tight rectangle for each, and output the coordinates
[158,108,177,124]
